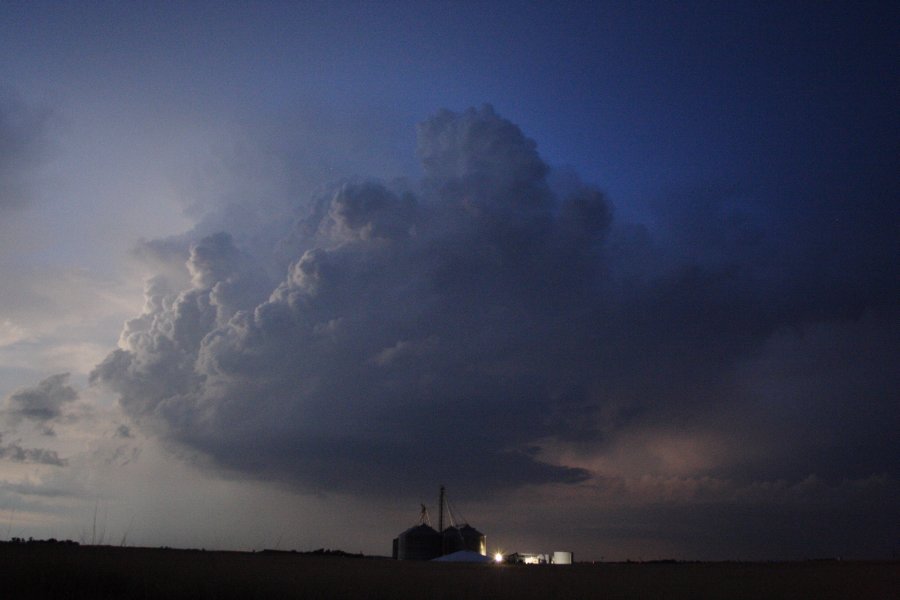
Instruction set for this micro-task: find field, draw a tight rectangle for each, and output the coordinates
[3,542,897,599]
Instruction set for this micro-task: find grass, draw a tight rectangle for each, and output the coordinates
[3,541,897,599]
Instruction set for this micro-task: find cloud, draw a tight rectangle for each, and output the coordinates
[0,434,67,466]
[3,373,78,431]
[91,105,899,508]
[91,106,605,495]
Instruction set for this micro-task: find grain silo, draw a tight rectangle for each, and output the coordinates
[442,524,486,556]
[394,486,488,560]
[393,504,442,560]
[397,523,442,560]
[437,485,487,557]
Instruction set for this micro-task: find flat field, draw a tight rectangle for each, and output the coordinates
[3,543,896,599]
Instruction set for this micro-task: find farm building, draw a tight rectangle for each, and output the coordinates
[393,486,487,561]
[505,551,574,565]
[393,521,441,561]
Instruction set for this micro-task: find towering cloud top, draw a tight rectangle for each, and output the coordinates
[418,105,548,197]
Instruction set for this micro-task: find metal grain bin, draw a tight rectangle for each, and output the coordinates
[442,524,486,556]
[397,524,442,560]
[460,524,486,556]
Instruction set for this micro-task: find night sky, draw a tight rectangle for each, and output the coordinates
[0,2,897,560]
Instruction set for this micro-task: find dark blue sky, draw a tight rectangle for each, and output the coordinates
[0,1,897,560]
[2,2,895,216]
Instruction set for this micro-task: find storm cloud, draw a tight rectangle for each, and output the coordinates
[91,105,899,508]
[0,434,66,466]
[3,373,78,432]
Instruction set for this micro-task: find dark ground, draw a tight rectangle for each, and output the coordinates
[3,541,897,599]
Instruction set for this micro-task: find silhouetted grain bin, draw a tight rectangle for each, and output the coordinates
[441,526,461,554]
[397,524,442,560]
[460,524,486,555]
[442,524,486,555]
[395,487,488,560]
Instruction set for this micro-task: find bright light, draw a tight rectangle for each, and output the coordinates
[494,552,504,563]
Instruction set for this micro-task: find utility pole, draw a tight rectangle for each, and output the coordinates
[438,485,445,533]
[438,485,446,555]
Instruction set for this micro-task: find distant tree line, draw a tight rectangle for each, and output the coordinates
[259,548,367,558]
[3,537,79,546]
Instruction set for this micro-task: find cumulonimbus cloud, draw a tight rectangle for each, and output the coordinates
[91,105,899,500]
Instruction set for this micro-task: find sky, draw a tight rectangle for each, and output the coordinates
[0,1,897,561]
